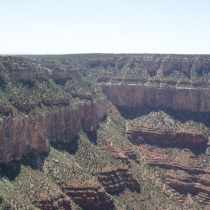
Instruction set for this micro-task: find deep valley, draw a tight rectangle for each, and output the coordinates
[0,54,210,209]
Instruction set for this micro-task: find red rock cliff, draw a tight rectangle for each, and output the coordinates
[125,111,209,147]
[102,84,210,112]
[0,98,107,163]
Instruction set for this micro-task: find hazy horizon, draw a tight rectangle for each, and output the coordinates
[1,0,210,54]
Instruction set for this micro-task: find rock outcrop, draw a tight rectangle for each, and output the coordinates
[42,98,69,106]
[63,181,114,210]
[71,92,93,100]
[126,111,209,147]
[0,98,107,163]
[138,144,210,207]
[50,69,72,85]
[89,55,210,80]
[0,57,41,83]
[36,190,73,210]
[98,167,140,194]
[0,56,73,85]
[102,84,210,112]
[105,148,131,165]
[88,58,116,69]
[14,101,41,111]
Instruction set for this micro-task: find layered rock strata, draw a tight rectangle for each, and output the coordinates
[106,146,138,165]
[0,57,41,83]
[106,148,131,165]
[126,111,209,147]
[0,98,107,163]
[138,144,210,207]
[102,84,210,112]
[0,57,73,85]
[50,69,72,85]
[42,98,69,106]
[98,167,140,194]
[89,55,210,82]
[14,101,41,111]
[63,183,114,210]
[88,55,210,71]
[71,92,93,100]
[36,190,72,210]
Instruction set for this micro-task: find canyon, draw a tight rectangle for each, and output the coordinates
[0,54,210,209]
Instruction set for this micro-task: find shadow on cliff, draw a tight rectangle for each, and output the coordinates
[148,142,207,156]
[118,106,210,127]
[0,136,80,181]
[51,136,79,154]
[50,132,98,155]
[0,152,48,181]
[0,161,21,181]
[86,131,98,145]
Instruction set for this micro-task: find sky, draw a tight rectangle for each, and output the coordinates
[0,0,210,54]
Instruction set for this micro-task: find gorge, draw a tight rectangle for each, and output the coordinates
[0,54,210,209]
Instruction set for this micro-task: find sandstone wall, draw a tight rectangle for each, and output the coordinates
[0,98,107,163]
[102,84,210,112]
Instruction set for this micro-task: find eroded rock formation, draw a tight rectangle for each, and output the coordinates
[0,98,107,163]
[138,144,210,207]
[98,167,140,194]
[36,190,73,210]
[63,181,114,210]
[102,84,210,112]
[0,57,41,83]
[126,111,209,147]
[89,55,210,79]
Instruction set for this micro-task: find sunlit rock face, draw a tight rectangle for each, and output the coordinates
[102,84,210,112]
[0,98,107,163]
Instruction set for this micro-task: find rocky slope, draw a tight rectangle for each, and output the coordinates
[97,167,140,194]
[138,143,210,208]
[62,181,114,210]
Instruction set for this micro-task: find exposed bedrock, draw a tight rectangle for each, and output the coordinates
[36,190,73,210]
[125,111,209,148]
[63,184,114,210]
[102,84,210,112]
[88,54,210,74]
[50,69,72,85]
[0,98,107,163]
[0,57,41,83]
[98,167,140,194]
[138,144,210,206]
